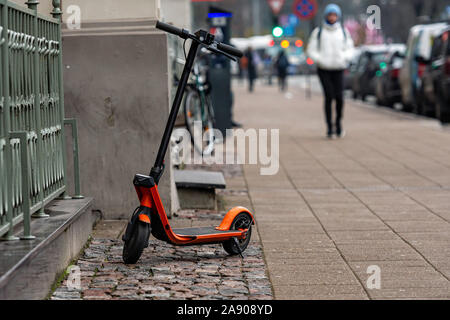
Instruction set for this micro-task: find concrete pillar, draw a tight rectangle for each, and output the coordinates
[60,0,177,219]
[160,0,192,29]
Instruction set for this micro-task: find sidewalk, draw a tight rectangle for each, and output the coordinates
[236,80,450,299]
[51,80,450,300]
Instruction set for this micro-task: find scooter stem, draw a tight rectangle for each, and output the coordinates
[150,40,200,184]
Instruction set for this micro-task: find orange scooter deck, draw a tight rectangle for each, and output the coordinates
[173,227,240,237]
[133,174,253,246]
[171,227,247,245]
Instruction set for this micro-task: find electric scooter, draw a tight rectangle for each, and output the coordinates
[122,21,254,264]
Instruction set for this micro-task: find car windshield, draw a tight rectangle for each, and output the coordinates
[392,56,404,69]
[372,52,387,64]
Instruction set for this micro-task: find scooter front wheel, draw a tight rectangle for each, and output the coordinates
[222,212,252,256]
[122,222,150,264]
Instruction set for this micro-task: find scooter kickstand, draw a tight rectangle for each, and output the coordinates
[232,237,244,259]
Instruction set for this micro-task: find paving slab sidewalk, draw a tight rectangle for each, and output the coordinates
[235,82,450,300]
[52,81,450,300]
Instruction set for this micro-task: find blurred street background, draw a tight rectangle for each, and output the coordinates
[186,0,450,299]
[193,0,450,124]
[2,0,450,300]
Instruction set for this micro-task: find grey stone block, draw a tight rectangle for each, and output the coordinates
[174,170,226,210]
[174,170,226,190]
[0,198,98,300]
[177,188,216,210]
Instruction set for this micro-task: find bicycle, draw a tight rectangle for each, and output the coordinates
[183,52,216,156]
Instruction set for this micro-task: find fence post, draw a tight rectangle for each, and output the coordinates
[26,0,49,218]
[0,0,19,241]
[51,0,71,201]
[10,131,35,240]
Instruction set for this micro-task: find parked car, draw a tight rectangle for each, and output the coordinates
[344,48,361,90]
[352,45,393,101]
[375,46,407,108]
[399,23,448,112]
[421,27,450,122]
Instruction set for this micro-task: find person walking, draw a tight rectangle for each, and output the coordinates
[244,46,257,92]
[307,3,354,138]
[276,50,289,92]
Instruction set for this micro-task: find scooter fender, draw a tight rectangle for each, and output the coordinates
[122,207,151,242]
[138,213,151,224]
[216,206,255,231]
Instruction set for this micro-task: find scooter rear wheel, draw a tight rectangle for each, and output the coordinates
[122,222,150,264]
[222,212,252,256]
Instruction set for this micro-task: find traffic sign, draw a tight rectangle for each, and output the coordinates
[292,0,317,20]
[288,14,299,26]
[272,26,284,38]
[267,0,285,16]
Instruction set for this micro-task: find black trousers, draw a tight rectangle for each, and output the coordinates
[278,75,287,92]
[317,68,344,132]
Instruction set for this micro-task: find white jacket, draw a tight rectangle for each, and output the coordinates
[307,22,354,71]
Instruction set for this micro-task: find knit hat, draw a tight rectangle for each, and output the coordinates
[324,3,342,20]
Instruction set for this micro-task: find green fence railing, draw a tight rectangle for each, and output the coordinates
[0,0,81,240]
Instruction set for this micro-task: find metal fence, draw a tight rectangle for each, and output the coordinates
[0,0,79,240]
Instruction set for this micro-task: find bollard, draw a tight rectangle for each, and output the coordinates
[64,119,84,199]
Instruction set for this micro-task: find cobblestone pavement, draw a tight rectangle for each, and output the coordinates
[51,164,273,300]
[51,238,271,300]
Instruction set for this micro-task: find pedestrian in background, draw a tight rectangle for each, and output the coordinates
[276,50,289,92]
[263,53,274,85]
[244,46,257,92]
[239,52,248,84]
[307,3,354,139]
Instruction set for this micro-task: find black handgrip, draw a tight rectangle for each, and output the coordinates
[156,20,183,37]
[217,43,243,58]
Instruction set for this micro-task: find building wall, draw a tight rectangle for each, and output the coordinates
[9,0,53,15]
[61,0,161,23]
[60,0,177,219]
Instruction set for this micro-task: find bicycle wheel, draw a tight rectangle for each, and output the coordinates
[184,88,215,155]
[202,94,216,156]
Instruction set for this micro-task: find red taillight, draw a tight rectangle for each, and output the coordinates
[390,68,400,78]
[418,63,426,78]
[446,57,450,75]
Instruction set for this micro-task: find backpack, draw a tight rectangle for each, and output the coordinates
[278,55,288,69]
[317,22,347,50]
[240,55,249,69]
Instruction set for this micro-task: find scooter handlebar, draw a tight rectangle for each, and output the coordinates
[156,20,243,59]
[156,20,184,38]
[217,42,243,58]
